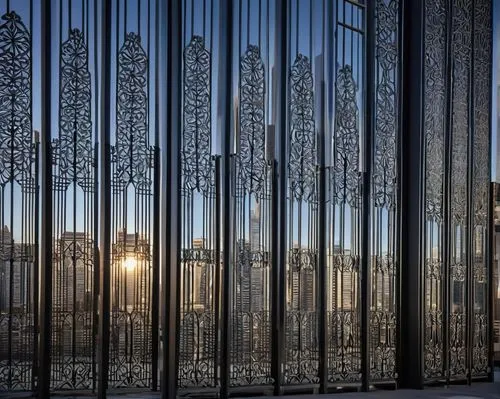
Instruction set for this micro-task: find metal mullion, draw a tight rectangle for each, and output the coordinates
[360,0,374,390]
[39,0,54,395]
[442,0,455,384]
[151,0,160,389]
[97,0,112,397]
[486,0,494,383]
[466,0,475,385]
[162,0,182,396]
[395,0,405,386]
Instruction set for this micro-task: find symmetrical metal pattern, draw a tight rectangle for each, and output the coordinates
[327,2,364,383]
[182,36,212,194]
[0,12,32,185]
[370,0,399,382]
[423,0,447,380]
[0,0,495,395]
[178,34,218,388]
[51,25,97,390]
[238,45,267,197]
[333,65,360,208]
[289,54,316,203]
[326,4,366,383]
[115,33,150,189]
[0,10,37,392]
[56,29,93,188]
[284,53,318,385]
[109,31,154,388]
[448,0,471,379]
[471,0,491,377]
[230,43,273,387]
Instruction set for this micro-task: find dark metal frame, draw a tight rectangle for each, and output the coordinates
[40,0,54,396]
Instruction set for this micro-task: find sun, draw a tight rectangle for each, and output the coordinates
[123,257,137,270]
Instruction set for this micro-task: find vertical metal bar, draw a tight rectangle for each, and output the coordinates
[93,144,99,393]
[39,0,53,396]
[214,155,222,390]
[361,0,375,391]
[97,0,112,397]
[395,0,405,388]
[487,1,495,382]
[273,0,288,394]
[488,183,494,382]
[163,0,182,397]
[219,0,233,397]
[318,80,328,393]
[270,155,281,396]
[400,0,425,389]
[152,146,160,391]
[92,0,100,392]
[151,0,160,390]
[32,133,40,392]
[466,0,475,385]
[443,0,454,385]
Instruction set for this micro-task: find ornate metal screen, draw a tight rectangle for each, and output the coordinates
[50,1,98,390]
[0,4,37,392]
[370,0,399,383]
[178,0,219,388]
[423,0,447,381]
[327,0,364,384]
[108,0,157,388]
[0,0,494,396]
[421,0,493,383]
[283,0,319,386]
[471,0,491,378]
[448,0,471,379]
[229,0,273,386]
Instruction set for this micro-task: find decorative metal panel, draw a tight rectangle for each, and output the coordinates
[471,0,491,377]
[370,0,399,382]
[237,45,266,197]
[423,0,447,380]
[448,0,472,379]
[333,65,360,208]
[109,31,155,389]
[51,24,97,390]
[327,1,364,383]
[0,10,37,392]
[284,53,318,385]
[230,43,273,387]
[178,34,218,389]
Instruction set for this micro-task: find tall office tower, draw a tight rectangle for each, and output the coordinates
[250,204,261,251]
[53,231,92,312]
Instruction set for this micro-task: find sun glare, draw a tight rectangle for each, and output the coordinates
[123,257,137,270]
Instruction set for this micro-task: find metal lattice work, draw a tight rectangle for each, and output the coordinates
[448,0,471,379]
[284,53,319,385]
[51,23,97,390]
[328,64,362,382]
[230,43,273,387]
[178,34,218,389]
[370,0,399,382]
[109,31,155,389]
[471,0,491,378]
[423,0,447,380]
[327,1,364,380]
[0,10,37,392]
